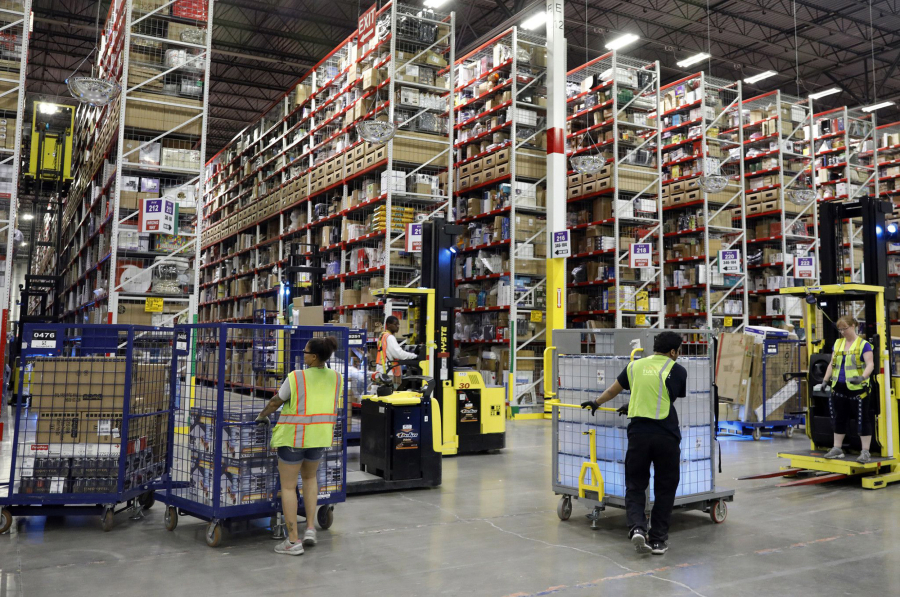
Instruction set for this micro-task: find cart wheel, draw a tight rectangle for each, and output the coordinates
[101,508,115,532]
[752,427,761,441]
[316,505,334,530]
[709,500,727,524]
[164,507,178,532]
[557,496,573,521]
[206,522,223,547]
[0,508,12,534]
[139,492,155,510]
[785,426,794,438]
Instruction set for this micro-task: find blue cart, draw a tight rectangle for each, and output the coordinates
[1,324,175,533]
[155,324,349,547]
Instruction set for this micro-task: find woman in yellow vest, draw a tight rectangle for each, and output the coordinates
[256,336,342,556]
[815,316,875,463]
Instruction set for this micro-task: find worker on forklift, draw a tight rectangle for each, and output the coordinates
[815,315,876,463]
[580,331,687,556]
[373,315,419,388]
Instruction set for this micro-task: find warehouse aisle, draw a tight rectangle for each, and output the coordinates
[1,413,899,597]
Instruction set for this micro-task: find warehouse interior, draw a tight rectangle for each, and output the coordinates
[2,1,900,595]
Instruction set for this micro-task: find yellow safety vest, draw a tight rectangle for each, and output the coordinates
[271,368,342,449]
[832,336,869,392]
[626,354,676,420]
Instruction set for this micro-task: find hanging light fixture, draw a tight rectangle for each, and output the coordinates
[789,189,816,205]
[66,4,121,107]
[569,1,607,175]
[356,119,397,144]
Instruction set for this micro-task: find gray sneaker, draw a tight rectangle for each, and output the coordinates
[274,538,305,556]
[630,528,652,555]
[823,447,844,459]
[303,527,317,546]
[857,450,871,464]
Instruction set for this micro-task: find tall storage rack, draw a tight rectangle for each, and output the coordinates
[55,0,212,326]
[564,51,664,333]
[200,3,456,367]
[812,106,877,284]
[451,27,548,413]
[0,0,31,355]
[658,73,748,333]
[740,91,817,326]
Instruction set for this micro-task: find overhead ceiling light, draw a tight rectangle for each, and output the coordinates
[676,52,710,68]
[809,87,840,100]
[605,33,639,51]
[743,70,777,84]
[22,213,33,220]
[423,0,449,8]
[521,11,547,31]
[38,103,59,114]
[861,100,895,113]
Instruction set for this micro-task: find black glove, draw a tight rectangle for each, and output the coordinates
[617,404,628,416]
[580,400,599,415]
[255,415,270,427]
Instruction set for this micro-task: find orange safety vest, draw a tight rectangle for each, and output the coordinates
[372,331,401,380]
[271,368,342,449]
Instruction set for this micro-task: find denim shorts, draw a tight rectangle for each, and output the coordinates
[277,446,325,463]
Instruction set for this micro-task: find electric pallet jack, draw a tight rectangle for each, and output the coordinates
[741,198,900,489]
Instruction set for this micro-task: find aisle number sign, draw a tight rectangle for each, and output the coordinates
[405,223,422,252]
[796,256,816,278]
[552,231,571,258]
[718,249,741,274]
[140,197,177,234]
[630,243,652,268]
[145,297,164,312]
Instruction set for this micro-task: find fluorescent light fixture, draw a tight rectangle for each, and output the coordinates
[423,0,449,8]
[38,103,59,114]
[809,87,840,100]
[605,33,639,51]
[676,52,710,68]
[23,213,33,220]
[743,70,777,84]
[861,100,895,113]
[521,11,546,31]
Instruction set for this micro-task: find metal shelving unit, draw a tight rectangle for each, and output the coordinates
[659,73,748,332]
[565,50,664,332]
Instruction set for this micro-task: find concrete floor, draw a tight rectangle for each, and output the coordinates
[2,411,900,597]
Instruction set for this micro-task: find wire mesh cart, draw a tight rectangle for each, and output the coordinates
[346,330,367,444]
[156,324,349,547]
[546,329,734,528]
[717,338,805,440]
[1,324,175,533]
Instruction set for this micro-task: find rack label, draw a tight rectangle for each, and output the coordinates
[796,256,815,279]
[629,243,652,268]
[718,249,741,274]
[405,223,422,252]
[530,310,543,323]
[145,297,164,312]
[139,197,177,235]
[552,231,570,258]
[31,330,57,349]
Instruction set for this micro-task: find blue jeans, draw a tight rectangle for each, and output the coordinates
[277,446,325,464]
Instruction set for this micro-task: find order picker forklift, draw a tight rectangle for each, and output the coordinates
[349,217,506,494]
[741,197,900,489]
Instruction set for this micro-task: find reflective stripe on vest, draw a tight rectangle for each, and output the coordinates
[626,354,675,420]
[832,336,868,392]
[372,331,399,380]
[271,368,341,449]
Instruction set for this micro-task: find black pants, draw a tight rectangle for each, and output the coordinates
[625,433,681,543]
[830,383,874,436]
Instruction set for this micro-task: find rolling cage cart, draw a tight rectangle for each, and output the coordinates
[545,329,734,529]
[156,323,349,547]
[717,338,806,440]
[346,330,367,444]
[1,324,174,534]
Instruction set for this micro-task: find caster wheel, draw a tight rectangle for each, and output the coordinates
[752,428,761,441]
[709,499,727,524]
[0,509,12,534]
[785,426,794,438]
[164,507,178,532]
[101,509,115,532]
[206,522,223,547]
[557,496,572,521]
[139,492,155,511]
[316,505,334,530]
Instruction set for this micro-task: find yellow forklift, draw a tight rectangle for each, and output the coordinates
[349,218,505,494]
[742,198,900,489]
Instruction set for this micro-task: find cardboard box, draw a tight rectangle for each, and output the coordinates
[291,301,324,326]
[81,411,125,444]
[715,332,754,404]
[34,411,84,444]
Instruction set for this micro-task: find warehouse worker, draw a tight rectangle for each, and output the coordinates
[256,336,342,556]
[373,315,418,386]
[815,315,875,463]
[581,331,687,556]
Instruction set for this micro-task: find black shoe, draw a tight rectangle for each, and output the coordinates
[650,541,668,555]
[630,528,652,554]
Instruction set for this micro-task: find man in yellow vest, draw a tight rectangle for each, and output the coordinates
[256,336,342,556]
[373,315,418,387]
[581,331,687,556]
